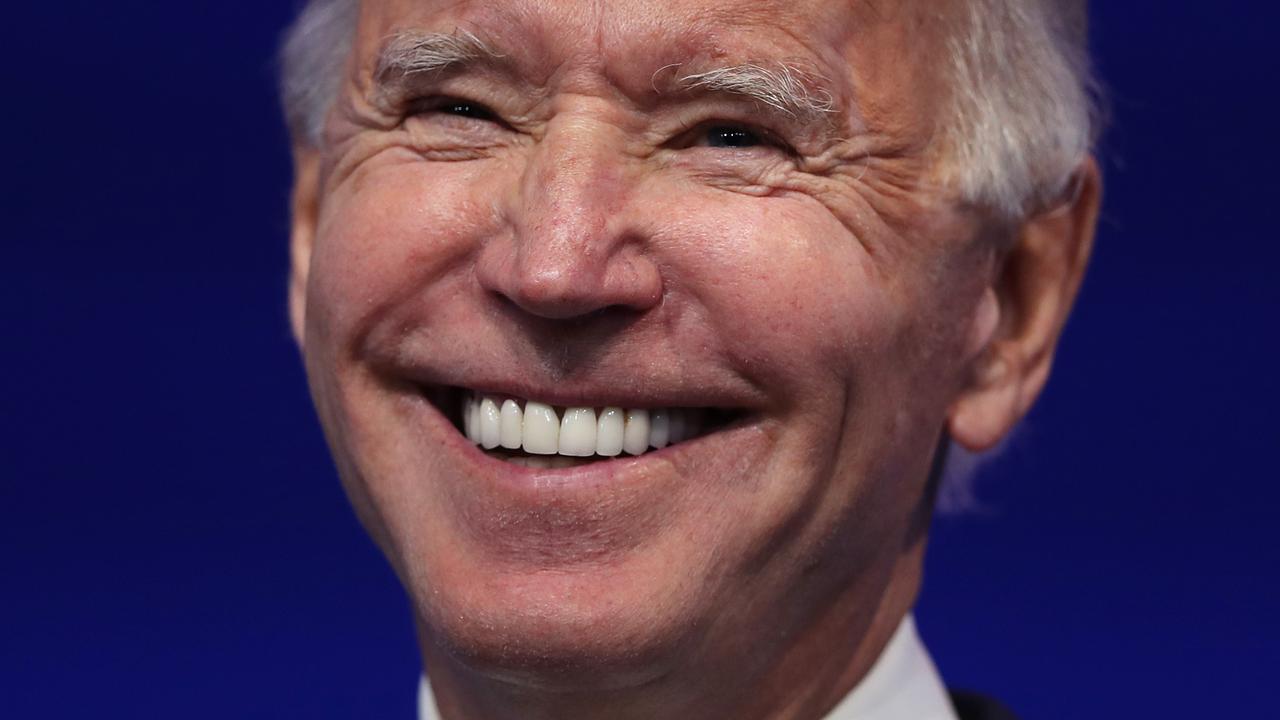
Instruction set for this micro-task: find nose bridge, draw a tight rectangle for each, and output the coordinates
[518,115,623,264]
[478,110,661,320]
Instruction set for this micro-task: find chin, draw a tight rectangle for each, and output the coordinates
[408,552,703,690]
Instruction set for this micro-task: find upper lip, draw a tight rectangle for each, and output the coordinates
[427,377,754,411]
[381,362,765,411]
[361,320,771,411]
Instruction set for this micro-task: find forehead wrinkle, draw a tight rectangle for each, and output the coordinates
[360,1,866,136]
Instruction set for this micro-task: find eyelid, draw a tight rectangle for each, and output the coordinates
[406,95,506,126]
[403,96,797,154]
[678,119,797,155]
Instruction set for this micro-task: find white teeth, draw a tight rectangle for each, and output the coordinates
[623,408,650,455]
[499,399,523,450]
[649,409,670,449]
[596,407,625,457]
[559,407,598,457]
[479,397,501,449]
[463,393,711,462]
[522,401,560,455]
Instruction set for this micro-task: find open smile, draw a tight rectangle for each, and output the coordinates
[421,385,743,470]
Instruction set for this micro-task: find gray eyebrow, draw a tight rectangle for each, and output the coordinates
[372,30,839,126]
[374,29,502,84]
[672,63,838,122]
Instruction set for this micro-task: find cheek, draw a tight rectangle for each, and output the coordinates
[656,194,901,399]
[653,190,974,505]
[308,158,506,340]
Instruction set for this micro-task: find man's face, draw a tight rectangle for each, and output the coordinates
[295,0,1001,693]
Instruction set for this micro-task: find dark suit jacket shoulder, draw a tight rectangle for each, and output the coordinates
[949,690,1020,720]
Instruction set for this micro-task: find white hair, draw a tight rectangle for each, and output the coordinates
[279,0,1096,219]
[279,0,358,146]
[941,0,1098,218]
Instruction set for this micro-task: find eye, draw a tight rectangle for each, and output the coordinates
[680,121,793,155]
[704,125,765,148]
[407,96,503,125]
[433,100,499,122]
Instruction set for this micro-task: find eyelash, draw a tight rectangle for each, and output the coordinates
[426,100,497,121]
[410,97,507,128]
[678,121,793,155]
[410,97,792,154]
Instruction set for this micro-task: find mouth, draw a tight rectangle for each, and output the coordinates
[421,386,742,469]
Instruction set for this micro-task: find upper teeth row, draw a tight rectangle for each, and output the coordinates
[463,393,701,457]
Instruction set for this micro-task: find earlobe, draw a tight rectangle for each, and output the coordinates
[289,150,321,347]
[947,158,1103,451]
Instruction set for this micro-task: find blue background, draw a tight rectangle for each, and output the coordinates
[2,2,1276,717]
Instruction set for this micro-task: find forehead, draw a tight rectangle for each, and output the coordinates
[354,0,954,122]
[363,0,858,48]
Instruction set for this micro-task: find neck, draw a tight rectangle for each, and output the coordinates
[418,544,926,720]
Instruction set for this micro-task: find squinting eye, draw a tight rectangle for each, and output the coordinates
[408,96,502,125]
[705,125,765,149]
[434,100,498,122]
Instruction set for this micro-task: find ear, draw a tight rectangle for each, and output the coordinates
[948,157,1103,451]
[289,149,322,347]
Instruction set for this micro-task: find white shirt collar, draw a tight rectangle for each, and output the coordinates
[823,615,958,720]
[419,614,956,720]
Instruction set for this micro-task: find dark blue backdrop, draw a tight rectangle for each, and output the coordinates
[3,2,1276,718]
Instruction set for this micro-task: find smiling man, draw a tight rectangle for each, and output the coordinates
[278,0,1099,718]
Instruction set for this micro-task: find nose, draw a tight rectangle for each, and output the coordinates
[475,116,662,320]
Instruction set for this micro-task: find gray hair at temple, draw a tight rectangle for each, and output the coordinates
[279,0,1096,222]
